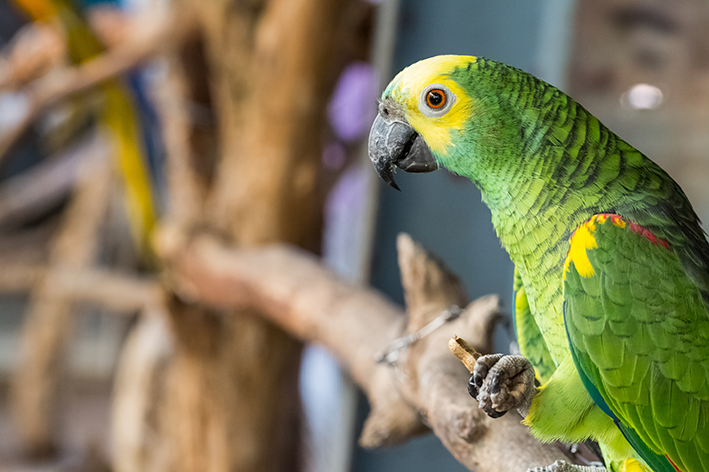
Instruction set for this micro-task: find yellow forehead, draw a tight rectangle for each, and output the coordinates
[388,55,476,104]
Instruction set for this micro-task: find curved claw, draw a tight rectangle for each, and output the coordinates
[481,402,508,418]
[467,373,478,399]
[473,353,504,391]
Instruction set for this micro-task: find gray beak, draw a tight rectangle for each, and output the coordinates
[368,113,438,191]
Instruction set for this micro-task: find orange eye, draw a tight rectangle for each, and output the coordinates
[426,89,446,109]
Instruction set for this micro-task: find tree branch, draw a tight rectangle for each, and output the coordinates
[0,263,159,314]
[153,227,567,471]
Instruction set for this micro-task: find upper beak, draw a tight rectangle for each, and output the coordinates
[368,113,438,191]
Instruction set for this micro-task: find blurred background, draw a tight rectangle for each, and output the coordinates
[0,0,707,471]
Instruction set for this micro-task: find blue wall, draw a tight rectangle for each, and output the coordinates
[353,1,547,471]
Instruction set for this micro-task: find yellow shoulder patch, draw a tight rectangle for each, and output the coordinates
[563,214,626,280]
[564,221,598,279]
[620,458,652,472]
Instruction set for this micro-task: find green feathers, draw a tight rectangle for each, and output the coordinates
[564,214,709,472]
[514,267,556,383]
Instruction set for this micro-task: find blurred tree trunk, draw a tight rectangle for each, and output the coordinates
[146,1,355,471]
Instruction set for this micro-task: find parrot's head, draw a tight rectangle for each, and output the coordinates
[368,55,480,190]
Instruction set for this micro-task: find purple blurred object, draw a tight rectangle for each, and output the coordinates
[323,165,371,279]
[328,62,379,143]
[322,141,347,170]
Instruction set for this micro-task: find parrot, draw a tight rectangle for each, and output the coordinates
[368,55,709,472]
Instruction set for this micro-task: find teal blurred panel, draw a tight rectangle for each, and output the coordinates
[391,0,544,77]
[354,1,546,471]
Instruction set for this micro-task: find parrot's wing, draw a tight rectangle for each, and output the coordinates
[513,267,556,383]
[563,214,709,472]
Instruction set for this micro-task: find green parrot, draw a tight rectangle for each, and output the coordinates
[368,55,709,472]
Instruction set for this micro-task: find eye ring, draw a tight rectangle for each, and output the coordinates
[426,89,446,109]
[418,83,456,118]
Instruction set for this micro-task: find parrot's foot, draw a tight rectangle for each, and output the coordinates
[526,460,607,472]
[468,353,536,418]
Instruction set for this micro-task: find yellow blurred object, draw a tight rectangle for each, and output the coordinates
[12,0,57,21]
[13,0,158,260]
[102,83,157,258]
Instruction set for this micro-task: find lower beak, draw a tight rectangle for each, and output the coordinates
[368,113,438,190]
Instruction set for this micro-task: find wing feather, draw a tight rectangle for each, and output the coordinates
[564,214,709,472]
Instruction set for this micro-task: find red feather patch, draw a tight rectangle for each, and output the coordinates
[628,220,671,250]
[586,213,671,250]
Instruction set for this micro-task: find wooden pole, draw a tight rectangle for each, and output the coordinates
[123,0,357,470]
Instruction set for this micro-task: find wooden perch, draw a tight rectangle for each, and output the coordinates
[449,335,482,373]
[145,228,567,471]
